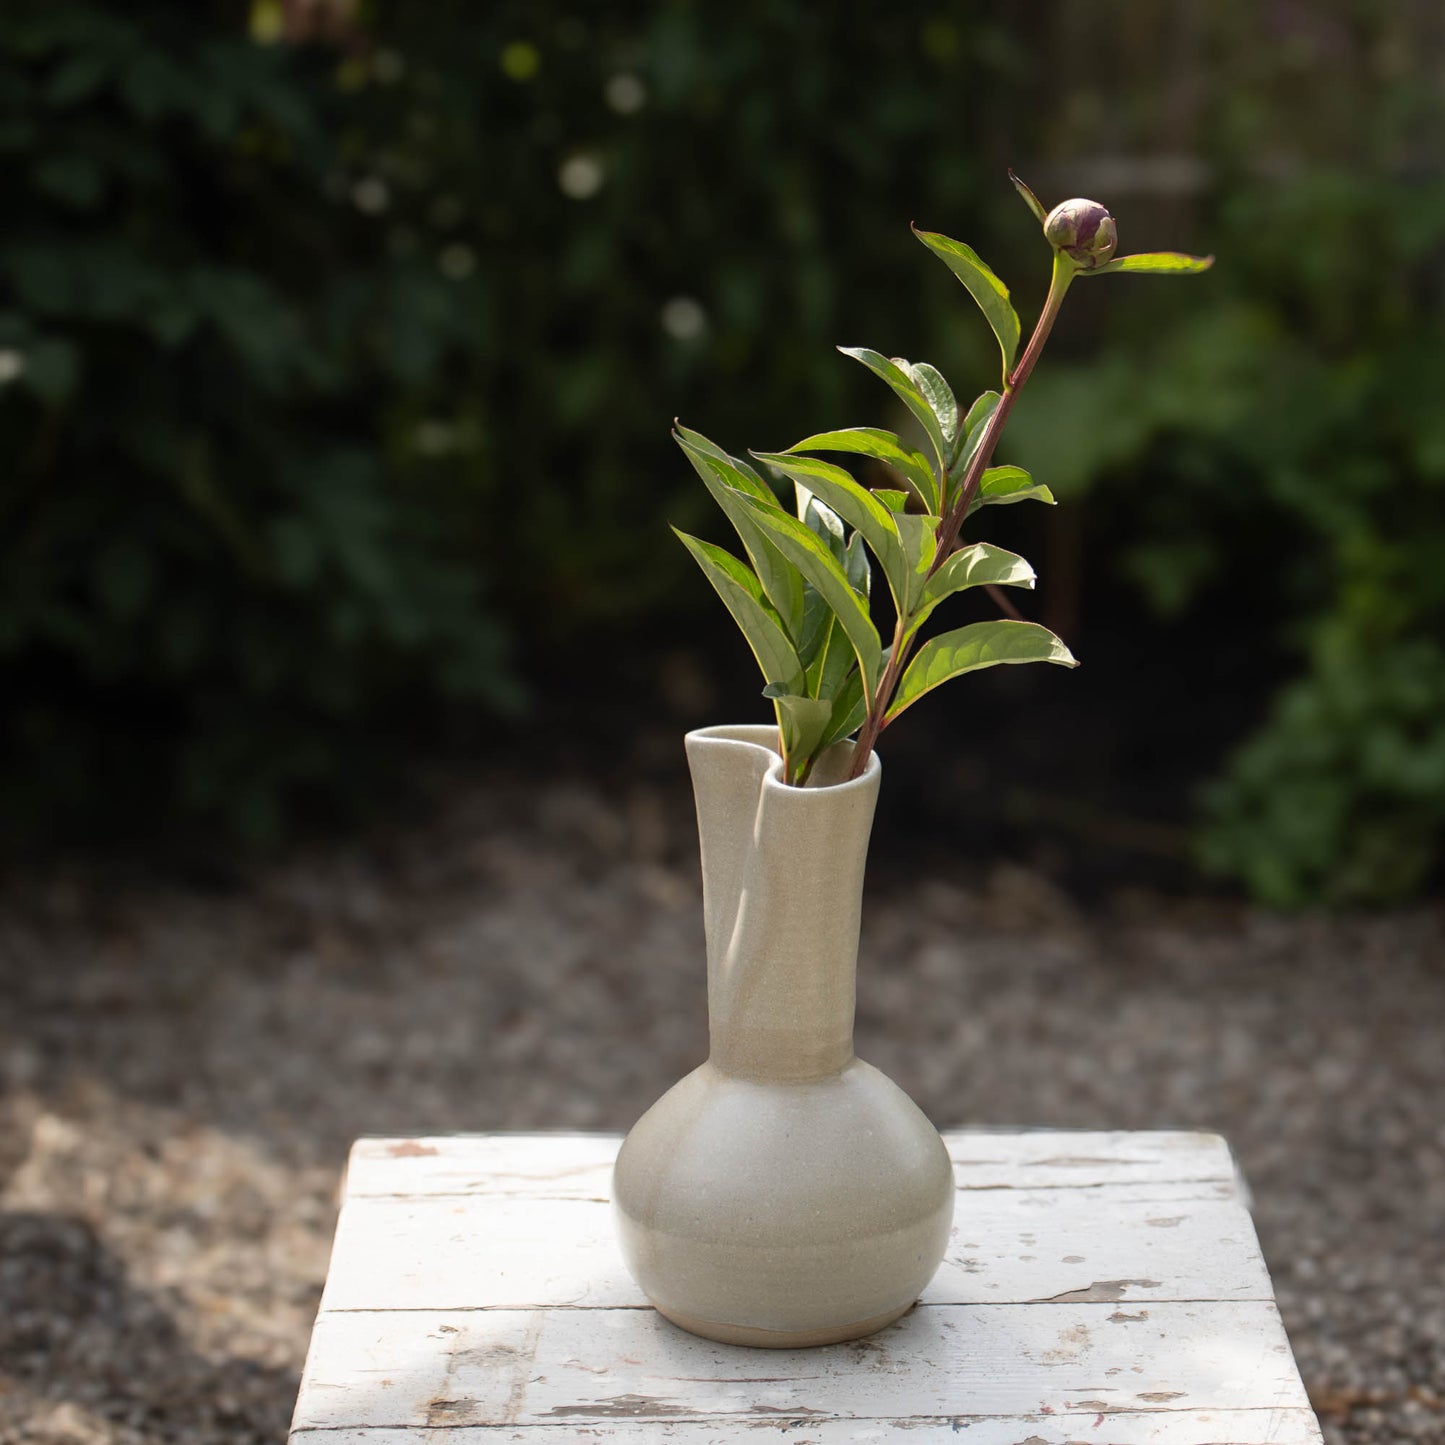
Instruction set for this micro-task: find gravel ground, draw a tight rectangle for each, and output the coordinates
[1,762,1442,1444]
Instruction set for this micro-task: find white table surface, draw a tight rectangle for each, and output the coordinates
[289,1129,1323,1443]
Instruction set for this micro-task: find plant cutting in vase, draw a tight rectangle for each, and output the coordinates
[612,175,1212,1350]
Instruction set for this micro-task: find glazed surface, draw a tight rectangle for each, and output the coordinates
[611,725,953,1344]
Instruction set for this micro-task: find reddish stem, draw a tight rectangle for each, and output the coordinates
[846,253,1076,780]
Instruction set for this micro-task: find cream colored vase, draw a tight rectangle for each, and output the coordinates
[612,723,955,1348]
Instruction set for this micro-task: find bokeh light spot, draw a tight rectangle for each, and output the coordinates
[500,41,540,82]
[558,154,605,200]
[661,296,707,341]
[605,73,647,114]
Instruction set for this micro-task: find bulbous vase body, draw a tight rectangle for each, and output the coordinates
[612,725,954,1348]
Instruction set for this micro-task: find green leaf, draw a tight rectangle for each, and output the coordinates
[752,451,909,613]
[962,390,1001,439]
[895,513,940,613]
[674,427,805,637]
[791,494,872,688]
[904,361,959,452]
[873,488,909,513]
[674,424,771,494]
[796,494,845,667]
[966,465,1057,514]
[820,665,869,747]
[769,691,834,783]
[1087,252,1215,277]
[911,226,1021,384]
[787,427,939,512]
[888,620,1077,722]
[795,585,832,671]
[816,616,858,698]
[837,347,950,483]
[949,391,1001,497]
[738,497,883,698]
[908,542,1035,635]
[1009,170,1047,225]
[801,605,842,696]
[799,490,847,557]
[844,531,871,599]
[674,529,803,690]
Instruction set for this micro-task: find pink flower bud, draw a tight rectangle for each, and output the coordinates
[1043,198,1118,269]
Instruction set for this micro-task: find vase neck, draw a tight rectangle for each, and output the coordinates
[685,725,880,1083]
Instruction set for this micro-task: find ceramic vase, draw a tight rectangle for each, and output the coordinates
[612,723,954,1348]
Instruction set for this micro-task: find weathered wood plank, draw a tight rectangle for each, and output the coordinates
[319,1188,1270,1315]
[319,1197,636,1314]
[292,1412,1323,1445]
[933,1185,1270,1304]
[342,1130,1240,1201]
[295,1132,1319,1445]
[345,1134,619,1200]
[945,1130,1240,1192]
[291,1301,1309,1432]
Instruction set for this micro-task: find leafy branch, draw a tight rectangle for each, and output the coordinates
[674,173,1213,785]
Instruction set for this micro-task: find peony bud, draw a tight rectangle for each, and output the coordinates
[1043,198,1118,270]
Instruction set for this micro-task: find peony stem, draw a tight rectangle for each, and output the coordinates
[846,253,1076,780]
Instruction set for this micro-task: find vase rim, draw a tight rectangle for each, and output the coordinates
[685,723,881,793]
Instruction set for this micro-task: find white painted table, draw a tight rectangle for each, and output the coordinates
[290,1131,1323,1443]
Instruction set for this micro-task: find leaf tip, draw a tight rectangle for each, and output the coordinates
[1009,169,1048,224]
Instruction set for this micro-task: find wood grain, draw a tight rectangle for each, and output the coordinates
[291,1131,1322,1444]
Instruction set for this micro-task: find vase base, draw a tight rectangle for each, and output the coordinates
[653,1298,917,1350]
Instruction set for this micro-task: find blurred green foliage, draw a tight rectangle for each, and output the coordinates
[1,0,1033,844]
[1002,7,1445,903]
[1,1,519,840]
[2,1,1443,899]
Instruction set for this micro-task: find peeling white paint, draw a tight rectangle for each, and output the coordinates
[291,1131,1322,1444]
